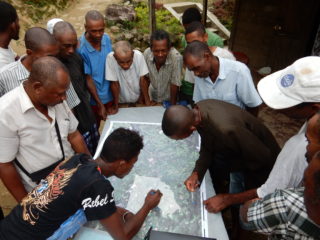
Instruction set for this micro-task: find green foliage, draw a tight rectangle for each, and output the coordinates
[8,0,74,23]
[212,0,235,31]
[109,2,184,51]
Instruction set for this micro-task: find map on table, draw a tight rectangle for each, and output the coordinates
[84,121,205,239]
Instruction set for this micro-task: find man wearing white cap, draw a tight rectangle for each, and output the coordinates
[203,56,320,213]
[46,18,63,34]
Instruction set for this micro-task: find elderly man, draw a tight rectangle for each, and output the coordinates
[144,29,182,105]
[0,1,20,68]
[53,21,103,154]
[184,41,262,116]
[0,27,80,111]
[240,150,320,239]
[0,128,162,240]
[202,56,320,214]
[106,41,150,112]
[78,10,112,127]
[0,56,90,202]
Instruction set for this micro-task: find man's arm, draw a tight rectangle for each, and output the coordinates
[68,130,91,156]
[85,74,107,121]
[170,84,179,105]
[185,140,213,191]
[100,190,162,240]
[139,75,152,105]
[0,162,27,202]
[204,189,258,213]
[110,81,120,113]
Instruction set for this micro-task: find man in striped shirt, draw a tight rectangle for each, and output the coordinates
[0,27,80,110]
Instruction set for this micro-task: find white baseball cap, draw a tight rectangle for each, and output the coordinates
[257,56,320,109]
[47,18,63,34]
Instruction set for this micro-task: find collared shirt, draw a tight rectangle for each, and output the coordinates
[257,123,308,198]
[0,85,78,190]
[184,47,236,84]
[193,57,262,109]
[242,187,320,239]
[194,100,280,186]
[78,33,113,105]
[106,50,148,103]
[144,47,182,102]
[0,46,17,69]
[0,56,80,109]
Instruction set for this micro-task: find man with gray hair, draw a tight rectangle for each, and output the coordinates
[0,56,90,202]
[106,40,150,112]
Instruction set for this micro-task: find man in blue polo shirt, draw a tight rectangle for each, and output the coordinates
[184,41,262,117]
[78,10,113,128]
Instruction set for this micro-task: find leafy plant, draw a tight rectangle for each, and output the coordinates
[211,0,235,30]
[108,2,184,51]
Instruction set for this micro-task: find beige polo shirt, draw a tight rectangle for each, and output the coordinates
[0,84,78,190]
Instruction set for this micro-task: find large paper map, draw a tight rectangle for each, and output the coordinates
[85,121,202,239]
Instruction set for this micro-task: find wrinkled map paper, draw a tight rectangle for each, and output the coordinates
[126,175,180,218]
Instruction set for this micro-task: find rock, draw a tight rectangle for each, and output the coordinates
[143,34,150,42]
[105,4,136,22]
[124,32,134,40]
[110,26,121,33]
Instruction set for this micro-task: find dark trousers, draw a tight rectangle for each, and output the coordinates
[0,207,4,220]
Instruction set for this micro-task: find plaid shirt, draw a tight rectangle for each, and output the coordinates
[242,187,320,239]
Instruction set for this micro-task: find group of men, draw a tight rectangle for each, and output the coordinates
[0,1,319,240]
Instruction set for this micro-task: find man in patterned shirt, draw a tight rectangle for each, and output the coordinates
[240,141,320,239]
[144,30,182,105]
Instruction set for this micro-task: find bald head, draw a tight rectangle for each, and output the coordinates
[162,105,194,138]
[183,40,212,61]
[114,41,132,57]
[29,56,69,86]
[53,21,76,38]
[24,27,57,51]
[85,10,104,23]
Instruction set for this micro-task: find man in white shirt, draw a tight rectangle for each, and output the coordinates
[202,56,320,214]
[0,1,20,69]
[106,41,150,112]
[0,56,90,202]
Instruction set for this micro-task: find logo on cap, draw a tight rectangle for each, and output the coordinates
[280,74,294,88]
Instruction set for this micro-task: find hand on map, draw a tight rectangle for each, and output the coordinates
[203,194,230,213]
[184,172,200,192]
[144,189,163,210]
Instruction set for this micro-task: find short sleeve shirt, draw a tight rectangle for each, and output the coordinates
[106,50,148,103]
[78,33,113,105]
[144,47,182,102]
[257,123,308,198]
[0,154,117,240]
[243,188,320,239]
[0,85,78,190]
[193,57,262,109]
